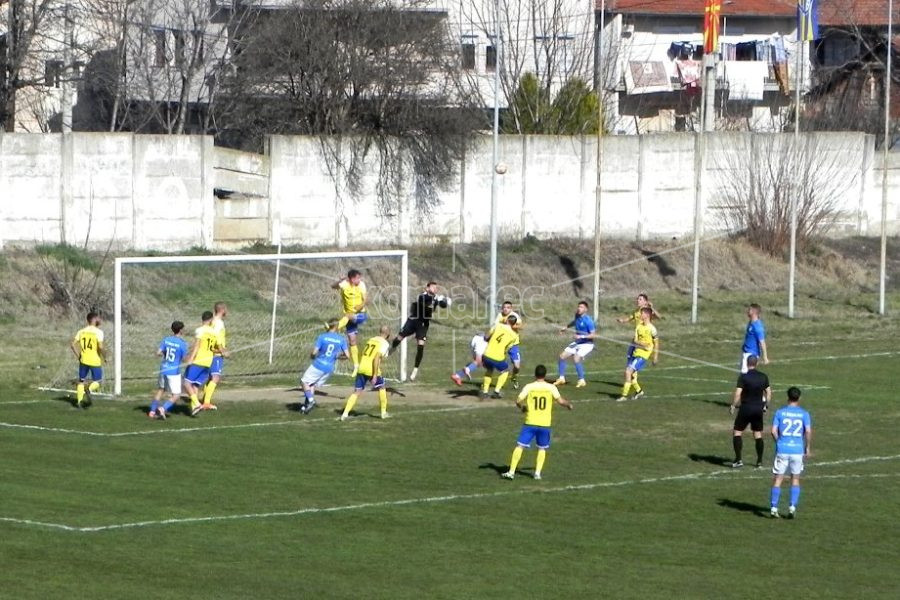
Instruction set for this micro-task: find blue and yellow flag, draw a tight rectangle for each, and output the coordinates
[797,0,819,42]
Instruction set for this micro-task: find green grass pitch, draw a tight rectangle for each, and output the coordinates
[2,292,899,598]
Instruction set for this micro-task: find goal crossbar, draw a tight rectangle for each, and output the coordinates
[113,250,409,395]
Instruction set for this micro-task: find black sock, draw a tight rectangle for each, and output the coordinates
[414,345,424,368]
[755,438,764,463]
[391,338,401,350]
[732,436,743,462]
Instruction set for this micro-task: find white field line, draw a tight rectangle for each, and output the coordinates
[2,455,897,533]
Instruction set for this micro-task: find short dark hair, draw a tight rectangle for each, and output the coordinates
[426,281,438,287]
[171,320,184,334]
[747,355,759,367]
[506,315,518,326]
[578,301,589,308]
[86,311,99,322]
[348,269,361,278]
[534,364,547,379]
[502,301,513,307]
[787,387,802,402]
[201,310,214,322]
[637,293,649,301]
[749,303,762,312]
[640,307,652,316]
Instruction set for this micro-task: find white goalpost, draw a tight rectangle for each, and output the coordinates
[113,249,409,396]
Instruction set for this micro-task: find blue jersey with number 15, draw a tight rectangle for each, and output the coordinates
[158,336,189,376]
[773,406,811,455]
[312,332,349,373]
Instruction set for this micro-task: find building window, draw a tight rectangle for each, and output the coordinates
[152,28,167,67]
[44,60,63,87]
[486,45,497,71]
[174,30,186,68]
[461,42,476,70]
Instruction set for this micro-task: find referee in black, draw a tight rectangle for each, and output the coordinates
[730,355,772,468]
[390,281,450,381]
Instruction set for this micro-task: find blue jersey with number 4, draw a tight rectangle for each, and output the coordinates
[743,320,766,355]
[773,406,811,455]
[312,332,349,373]
[158,336,188,376]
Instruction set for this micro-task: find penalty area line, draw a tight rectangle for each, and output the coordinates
[3,456,898,533]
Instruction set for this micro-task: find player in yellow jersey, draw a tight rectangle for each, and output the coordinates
[617,307,659,402]
[203,301,230,411]
[480,315,520,400]
[70,311,105,408]
[616,293,661,364]
[495,301,524,388]
[340,325,392,420]
[184,311,220,416]
[501,364,572,480]
[332,269,369,375]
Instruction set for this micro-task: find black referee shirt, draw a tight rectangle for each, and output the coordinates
[736,370,769,409]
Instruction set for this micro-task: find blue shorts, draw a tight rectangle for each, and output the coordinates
[210,355,225,377]
[354,373,385,390]
[516,425,551,449]
[184,364,211,385]
[78,364,102,382]
[627,357,648,372]
[482,356,509,373]
[508,345,521,363]
[346,313,368,334]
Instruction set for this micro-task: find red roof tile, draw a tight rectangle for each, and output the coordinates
[601,0,797,18]
[819,1,899,26]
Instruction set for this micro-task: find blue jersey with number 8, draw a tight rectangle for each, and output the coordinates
[312,332,349,373]
[773,406,811,455]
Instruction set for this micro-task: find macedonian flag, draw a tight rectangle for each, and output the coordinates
[704,0,722,55]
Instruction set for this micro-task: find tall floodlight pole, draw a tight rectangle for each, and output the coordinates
[489,0,501,323]
[880,0,894,315]
[789,27,804,319]
[593,0,606,321]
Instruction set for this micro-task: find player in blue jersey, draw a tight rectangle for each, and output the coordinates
[554,301,596,388]
[299,320,350,414]
[149,321,189,420]
[769,387,812,519]
[741,303,769,373]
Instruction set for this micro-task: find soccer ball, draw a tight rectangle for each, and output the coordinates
[494,162,508,175]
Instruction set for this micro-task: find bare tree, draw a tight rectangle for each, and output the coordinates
[2,0,57,131]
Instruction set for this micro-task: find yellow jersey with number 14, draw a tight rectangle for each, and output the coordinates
[484,324,519,362]
[74,326,104,367]
[518,381,561,427]
[192,325,219,367]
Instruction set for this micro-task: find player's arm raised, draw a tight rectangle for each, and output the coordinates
[331,277,346,290]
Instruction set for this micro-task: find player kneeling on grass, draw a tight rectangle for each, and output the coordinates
[71,311,105,408]
[340,325,392,421]
[183,311,220,417]
[481,315,520,400]
[299,320,349,414]
[451,332,488,385]
[554,301,596,388]
[149,320,189,420]
[502,364,572,480]
[617,307,659,402]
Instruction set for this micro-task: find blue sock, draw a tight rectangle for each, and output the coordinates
[790,485,801,507]
[465,362,478,374]
[150,399,159,413]
[575,362,585,380]
[304,389,314,402]
[558,360,567,378]
[163,400,175,412]
[770,486,781,508]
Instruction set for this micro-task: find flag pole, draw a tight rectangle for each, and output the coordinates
[789,17,803,319]
[879,0,894,315]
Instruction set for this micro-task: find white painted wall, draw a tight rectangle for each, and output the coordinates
[1,131,898,251]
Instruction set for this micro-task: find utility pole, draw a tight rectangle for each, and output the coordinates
[61,0,73,133]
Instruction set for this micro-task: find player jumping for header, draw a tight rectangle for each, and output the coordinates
[332,269,369,376]
[390,281,450,381]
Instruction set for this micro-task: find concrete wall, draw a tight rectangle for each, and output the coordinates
[1,131,899,251]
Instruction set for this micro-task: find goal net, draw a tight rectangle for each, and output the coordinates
[109,250,408,396]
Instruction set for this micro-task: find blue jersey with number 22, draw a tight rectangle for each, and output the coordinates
[773,406,811,455]
[312,332,349,373]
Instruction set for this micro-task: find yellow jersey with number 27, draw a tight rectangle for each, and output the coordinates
[358,335,390,377]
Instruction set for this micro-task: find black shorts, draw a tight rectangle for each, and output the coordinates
[733,408,764,432]
[399,318,429,341]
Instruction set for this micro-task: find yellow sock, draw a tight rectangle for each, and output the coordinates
[508,446,524,473]
[350,345,359,368]
[337,315,350,331]
[495,371,509,392]
[535,449,547,474]
[631,378,642,393]
[204,381,217,404]
[378,388,388,415]
[76,383,85,404]
[88,381,100,393]
[621,382,631,396]
[189,393,200,409]
[342,393,359,416]
[482,376,492,393]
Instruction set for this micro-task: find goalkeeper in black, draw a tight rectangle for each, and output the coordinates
[391,281,451,381]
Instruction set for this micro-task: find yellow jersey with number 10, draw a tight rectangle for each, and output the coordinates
[518,381,561,427]
[339,280,367,314]
[74,326,104,367]
[192,325,219,367]
[484,324,519,362]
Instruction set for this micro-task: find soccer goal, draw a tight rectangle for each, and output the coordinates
[111,250,409,396]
